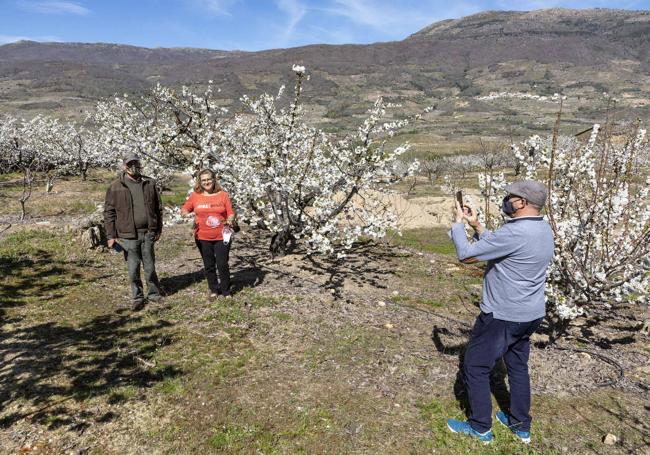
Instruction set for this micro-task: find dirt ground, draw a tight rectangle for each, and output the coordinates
[0,177,649,454]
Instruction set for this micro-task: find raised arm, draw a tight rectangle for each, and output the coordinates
[450,223,518,263]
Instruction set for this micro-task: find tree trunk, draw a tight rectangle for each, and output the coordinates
[45,176,55,193]
[546,316,571,345]
[19,168,32,221]
[269,227,295,256]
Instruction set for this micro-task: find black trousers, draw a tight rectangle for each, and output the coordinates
[197,239,231,295]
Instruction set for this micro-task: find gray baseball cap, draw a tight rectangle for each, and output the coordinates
[504,180,548,207]
[122,153,141,165]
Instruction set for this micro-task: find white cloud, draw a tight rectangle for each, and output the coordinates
[328,0,390,27]
[19,1,90,15]
[323,0,482,33]
[275,0,307,41]
[194,0,239,15]
[0,34,62,44]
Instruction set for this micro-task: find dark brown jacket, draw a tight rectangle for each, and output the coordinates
[104,172,163,239]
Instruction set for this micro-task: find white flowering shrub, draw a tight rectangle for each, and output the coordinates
[476,171,507,229]
[524,124,647,336]
[474,122,649,340]
[218,70,422,254]
[0,116,40,219]
[95,67,423,255]
[419,155,450,184]
[0,114,114,217]
[476,92,564,103]
[28,116,113,192]
[94,82,229,186]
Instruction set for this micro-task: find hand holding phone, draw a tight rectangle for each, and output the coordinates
[455,190,464,207]
[456,190,473,216]
[110,241,128,261]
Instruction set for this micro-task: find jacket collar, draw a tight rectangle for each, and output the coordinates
[119,171,151,185]
[506,215,544,223]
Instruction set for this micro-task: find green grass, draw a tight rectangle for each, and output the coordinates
[418,398,549,454]
[1,169,647,454]
[0,229,97,314]
[0,174,106,217]
[161,191,190,206]
[161,177,191,206]
[0,172,22,182]
[303,324,391,369]
[207,406,338,453]
[391,295,445,308]
[0,229,69,258]
[210,350,254,379]
[271,311,292,321]
[155,377,185,396]
[391,227,456,255]
[67,200,97,215]
[108,385,140,403]
[208,424,280,452]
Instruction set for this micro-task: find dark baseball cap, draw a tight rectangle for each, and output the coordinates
[122,153,141,165]
[504,180,548,207]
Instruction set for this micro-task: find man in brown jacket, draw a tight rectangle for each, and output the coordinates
[104,153,163,310]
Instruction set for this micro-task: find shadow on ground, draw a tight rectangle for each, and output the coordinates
[160,270,205,296]
[299,240,397,298]
[0,253,84,319]
[0,310,181,431]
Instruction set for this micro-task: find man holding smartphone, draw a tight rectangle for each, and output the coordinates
[446,180,554,444]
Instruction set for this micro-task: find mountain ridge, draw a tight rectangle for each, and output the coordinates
[1,8,649,149]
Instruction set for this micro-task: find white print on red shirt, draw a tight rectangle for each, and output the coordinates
[206,216,221,228]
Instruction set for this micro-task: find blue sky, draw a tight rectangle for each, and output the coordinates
[1,0,648,51]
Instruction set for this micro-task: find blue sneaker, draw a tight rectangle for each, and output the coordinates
[446,418,493,444]
[496,411,531,444]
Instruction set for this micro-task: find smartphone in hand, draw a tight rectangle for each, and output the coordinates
[455,190,472,216]
[112,241,128,261]
[455,190,464,207]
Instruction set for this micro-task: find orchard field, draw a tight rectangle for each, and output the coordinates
[1,62,649,454]
[0,169,648,454]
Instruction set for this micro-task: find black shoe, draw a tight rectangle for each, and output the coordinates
[131,300,145,311]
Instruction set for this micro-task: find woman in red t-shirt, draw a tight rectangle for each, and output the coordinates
[181,169,236,298]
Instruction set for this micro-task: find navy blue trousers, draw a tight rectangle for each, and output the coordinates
[463,312,543,433]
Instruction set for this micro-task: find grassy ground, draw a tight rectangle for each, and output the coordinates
[0,174,648,454]
[0,171,109,219]
[389,227,456,256]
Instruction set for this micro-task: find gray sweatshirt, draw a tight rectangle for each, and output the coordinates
[450,216,555,322]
